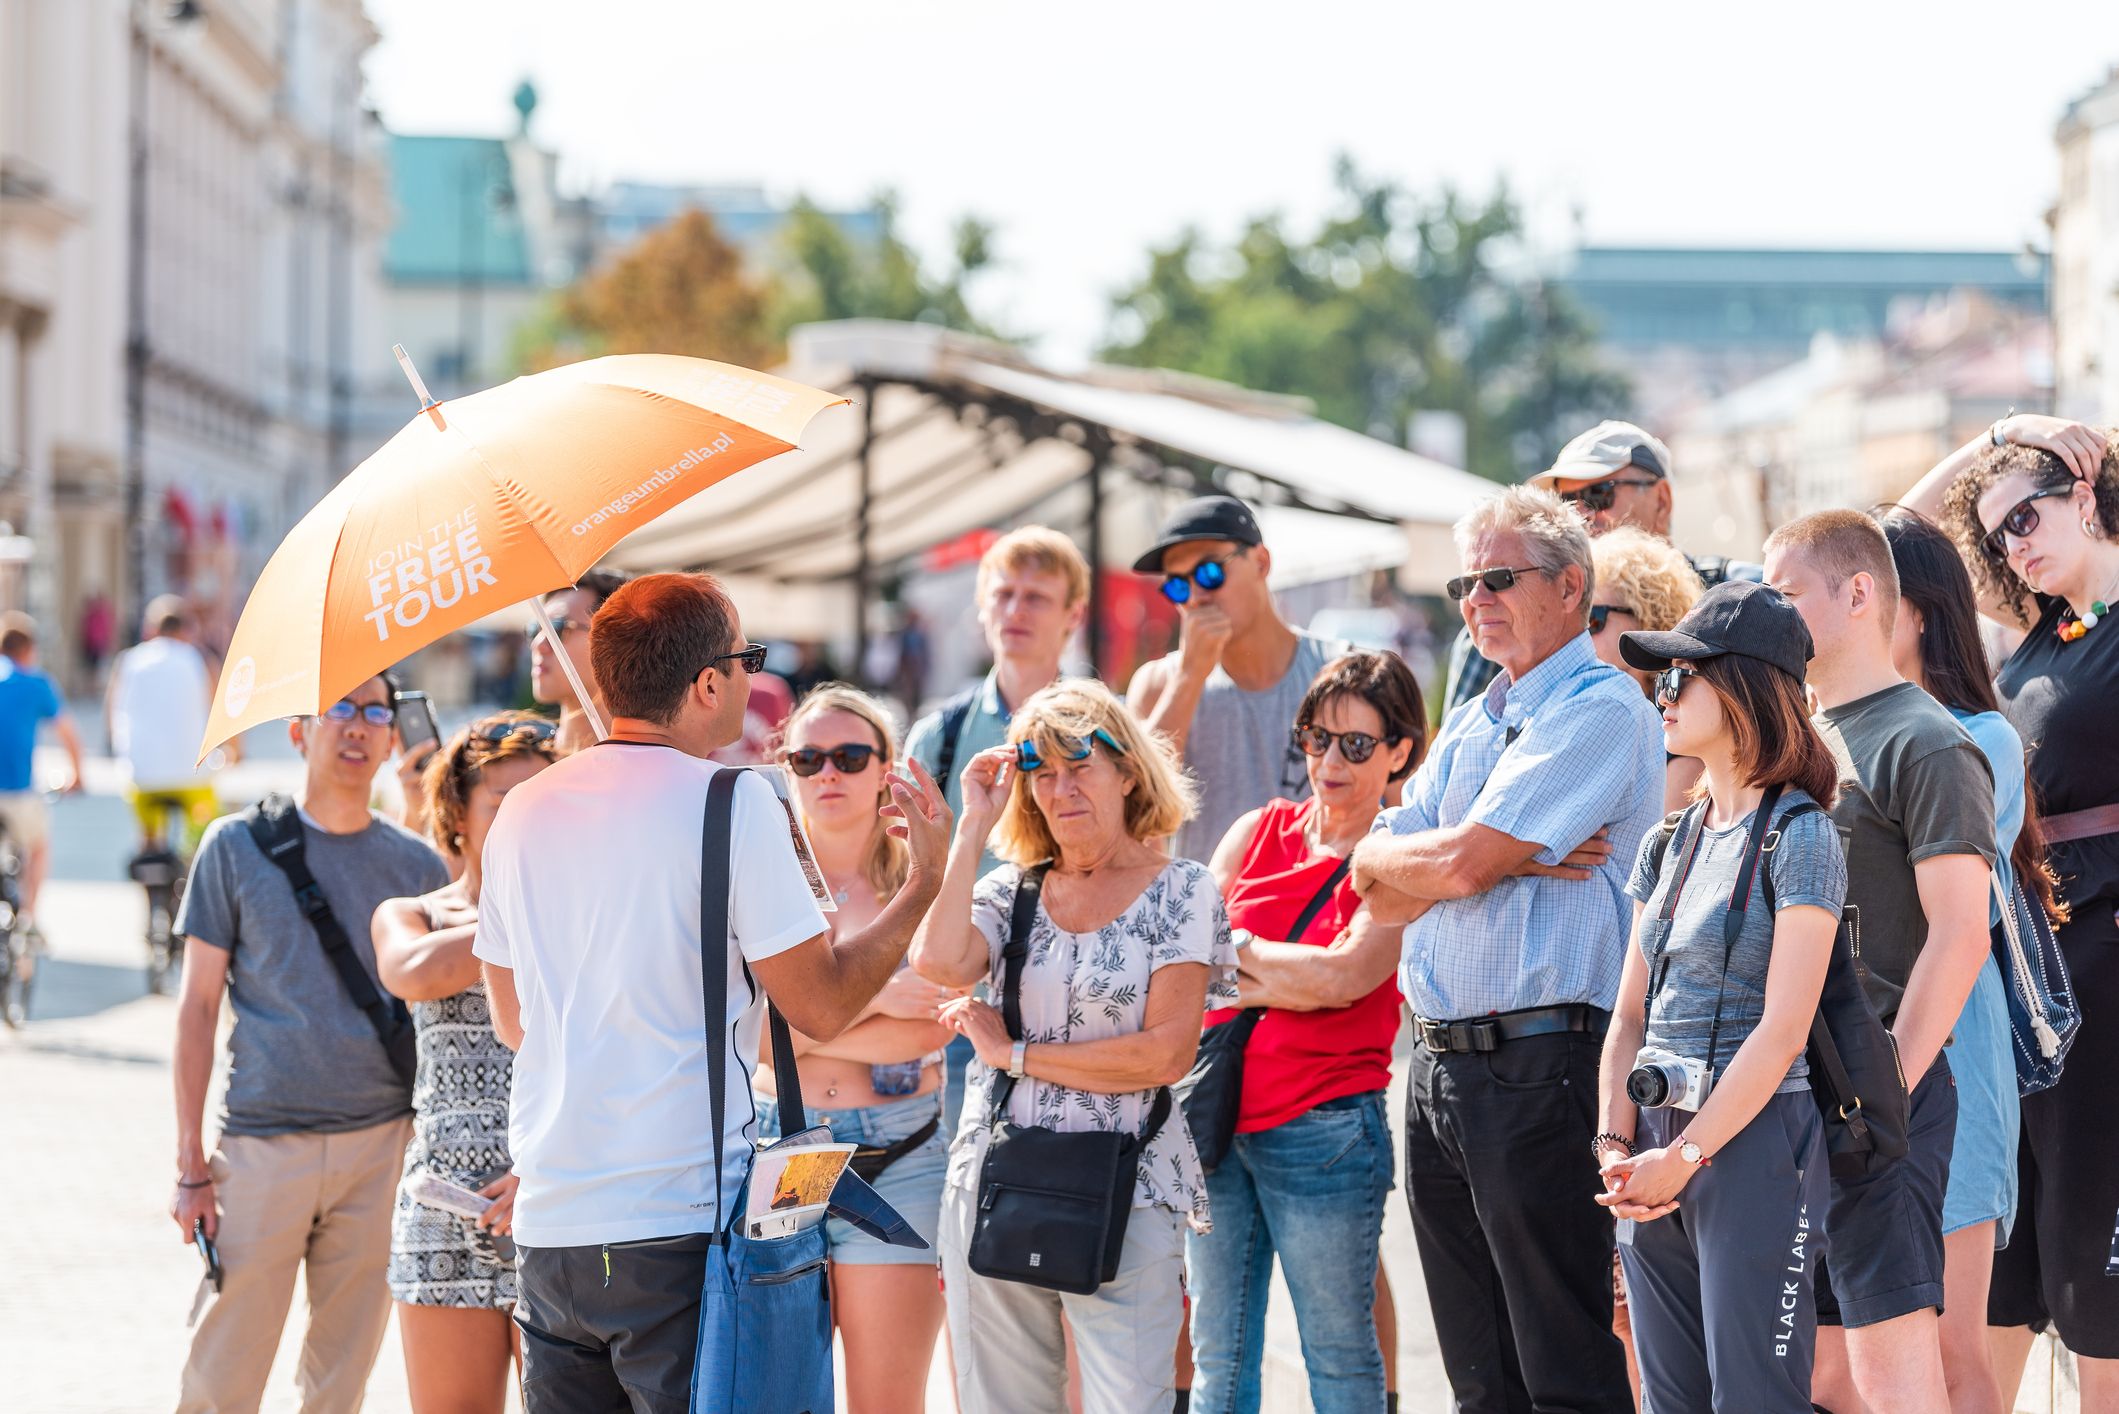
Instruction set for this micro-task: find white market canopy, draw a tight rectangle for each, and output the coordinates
[605,320,1496,650]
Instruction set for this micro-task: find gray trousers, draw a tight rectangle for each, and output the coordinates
[1619,1090,1829,1414]
[939,1182,1187,1414]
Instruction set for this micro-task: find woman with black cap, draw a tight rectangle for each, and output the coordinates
[1590,580,1850,1412]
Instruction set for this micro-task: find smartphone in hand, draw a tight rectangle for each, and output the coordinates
[395,690,441,756]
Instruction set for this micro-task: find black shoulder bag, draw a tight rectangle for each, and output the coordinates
[1176,857,1352,1174]
[245,793,418,1092]
[968,866,1173,1295]
[931,688,981,793]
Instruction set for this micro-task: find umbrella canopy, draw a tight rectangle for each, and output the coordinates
[202,354,849,758]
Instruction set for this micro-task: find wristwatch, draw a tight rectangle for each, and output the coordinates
[1678,1138,1710,1167]
[1008,1041,1027,1079]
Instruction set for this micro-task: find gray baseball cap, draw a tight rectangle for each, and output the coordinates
[1527,421,1672,487]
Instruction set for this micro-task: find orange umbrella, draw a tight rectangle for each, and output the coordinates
[201,352,849,759]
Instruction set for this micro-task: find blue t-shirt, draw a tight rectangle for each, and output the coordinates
[0,662,62,792]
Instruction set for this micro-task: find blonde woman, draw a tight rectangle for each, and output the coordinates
[1593,526,1707,813]
[755,684,957,1414]
[913,679,1238,1414]
[373,712,559,1414]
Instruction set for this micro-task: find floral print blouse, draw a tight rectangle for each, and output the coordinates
[946,858,1239,1232]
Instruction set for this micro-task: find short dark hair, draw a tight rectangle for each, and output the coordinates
[570,569,631,614]
[1295,652,1429,782]
[0,629,31,660]
[1693,653,1838,808]
[590,572,737,725]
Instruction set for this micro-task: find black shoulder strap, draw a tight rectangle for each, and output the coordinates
[1759,800,1824,915]
[244,793,407,1049]
[933,687,981,794]
[701,768,806,1237]
[998,864,1048,1043]
[1702,783,1786,1072]
[1288,857,1353,944]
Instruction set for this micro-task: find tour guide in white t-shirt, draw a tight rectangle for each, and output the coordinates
[475,572,951,1413]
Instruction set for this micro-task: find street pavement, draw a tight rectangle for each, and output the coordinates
[3,759,2079,1412]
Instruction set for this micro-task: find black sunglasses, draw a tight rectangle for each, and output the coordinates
[1015,729,1127,773]
[1559,477,1661,513]
[1445,566,1544,601]
[1160,549,1245,605]
[1980,488,2072,559]
[524,616,588,641]
[708,643,769,676]
[1292,725,1395,764]
[1653,665,1700,706]
[1588,604,1635,634]
[321,699,395,726]
[474,718,558,744]
[784,743,880,777]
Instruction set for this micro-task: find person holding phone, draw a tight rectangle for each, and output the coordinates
[391,689,443,840]
[753,683,958,1413]
[1592,582,1847,1412]
[374,711,558,1414]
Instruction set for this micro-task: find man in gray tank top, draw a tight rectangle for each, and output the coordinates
[1126,495,1351,864]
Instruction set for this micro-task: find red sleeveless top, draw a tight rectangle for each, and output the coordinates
[1209,797,1401,1132]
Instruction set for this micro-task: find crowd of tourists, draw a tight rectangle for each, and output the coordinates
[137,411,2119,1414]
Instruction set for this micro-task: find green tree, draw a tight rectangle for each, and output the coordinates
[1101,160,1629,481]
[768,193,1002,339]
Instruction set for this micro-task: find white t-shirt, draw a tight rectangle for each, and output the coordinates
[473,743,827,1247]
[112,637,212,787]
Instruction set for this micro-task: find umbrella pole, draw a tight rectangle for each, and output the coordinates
[530,594,608,741]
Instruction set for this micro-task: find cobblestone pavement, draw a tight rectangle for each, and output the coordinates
[4,781,2076,1411]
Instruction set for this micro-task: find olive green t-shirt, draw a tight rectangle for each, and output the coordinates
[1813,682,1997,1026]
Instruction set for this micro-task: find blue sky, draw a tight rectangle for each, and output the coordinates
[365,0,2117,362]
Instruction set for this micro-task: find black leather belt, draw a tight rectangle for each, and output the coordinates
[1414,1003,1609,1054]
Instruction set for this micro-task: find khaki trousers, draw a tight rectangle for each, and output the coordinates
[177,1115,413,1414]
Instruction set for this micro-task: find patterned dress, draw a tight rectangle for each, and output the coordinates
[388,980,517,1308]
[946,858,1238,1232]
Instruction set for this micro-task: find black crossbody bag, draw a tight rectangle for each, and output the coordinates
[968,865,1173,1295]
[245,793,418,1092]
[1176,856,1351,1174]
[1648,785,1908,1179]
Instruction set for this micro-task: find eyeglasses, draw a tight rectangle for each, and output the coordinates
[1589,604,1634,634]
[1445,566,1544,601]
[524,616,589,641]
[321,699,395,727]
[1015,728,1128,773]
[708,643,769,676]
[1161,549,1245,605]
[1559,477,1661,513]
[1292,725,1395,764]
[1653,666,1699,706]
[473,718,558,744]
[1981,488,2072,559]
[784,744,880,777]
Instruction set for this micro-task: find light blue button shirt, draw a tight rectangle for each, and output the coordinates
[1376,632,1666,1020]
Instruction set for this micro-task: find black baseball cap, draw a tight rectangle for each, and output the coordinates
[1619,580,1814,682]
[1132,495,1265,574]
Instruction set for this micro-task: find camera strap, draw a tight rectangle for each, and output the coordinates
[1648,782,1786,1075]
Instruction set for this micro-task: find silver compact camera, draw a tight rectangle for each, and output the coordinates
[1626,1046,1714,1112]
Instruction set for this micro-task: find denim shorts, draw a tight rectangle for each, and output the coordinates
[756,1089,945,1267]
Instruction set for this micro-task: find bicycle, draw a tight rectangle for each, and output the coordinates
[128,786,213,997]
[0,813,41,1028]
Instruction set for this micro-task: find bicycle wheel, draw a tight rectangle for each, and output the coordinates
[1,929,29,1028]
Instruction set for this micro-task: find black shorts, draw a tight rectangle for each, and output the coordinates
[516,1233,718,1414]
[1989,916,2119,1357]
[1815,1053,1956,1329]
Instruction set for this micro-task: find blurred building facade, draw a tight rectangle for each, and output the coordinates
[2053,67,2119,423]
[0,0,389,691]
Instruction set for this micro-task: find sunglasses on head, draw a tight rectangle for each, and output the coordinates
[1981,487,2073,559]
[1161,549,1245,605]
[784,743,880,777]
[1653,665,1700,706]
[524,616,588,641]
[1292,725,1395,764]
[474,718,557,744]
[1015,728,1128,773]
[322,699,395,727]
[1445,566,1544,601]
[707,643,769,676]
[1559,476,1660,513]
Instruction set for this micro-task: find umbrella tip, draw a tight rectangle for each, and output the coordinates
[394,344,439,411]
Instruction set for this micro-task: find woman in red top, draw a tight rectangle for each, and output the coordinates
[1191,652,1426,1414]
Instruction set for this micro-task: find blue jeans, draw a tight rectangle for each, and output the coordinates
[1186,1091,1393,1414]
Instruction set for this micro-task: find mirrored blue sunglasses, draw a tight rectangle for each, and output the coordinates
[1014,728,1128,773]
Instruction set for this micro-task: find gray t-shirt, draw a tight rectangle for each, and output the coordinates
[1627,791,1847,1093]
[1814,682,1997,1026]
[1172,631,1350,864]
[177,808,450,1138]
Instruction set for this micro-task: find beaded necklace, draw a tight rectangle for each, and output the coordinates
[2057,566,2119,642]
